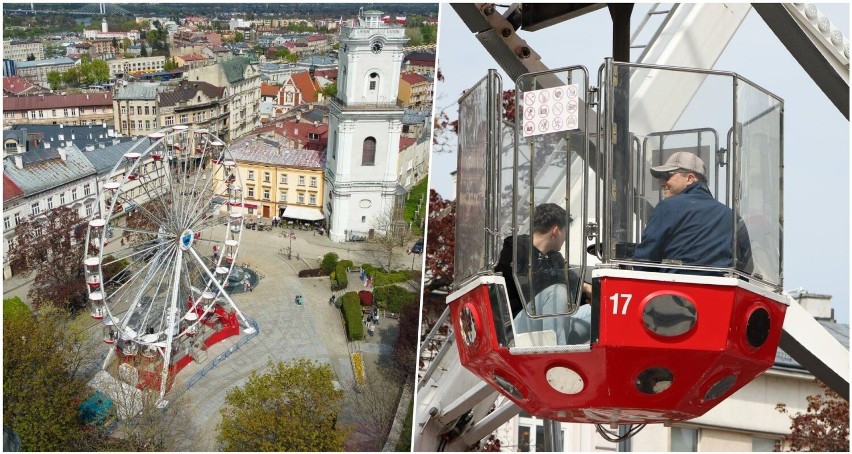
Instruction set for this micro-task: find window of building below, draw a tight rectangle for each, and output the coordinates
[247,187,255,198]
[671,427,698,452]
[361,216,366,223]
[309,194,316,205]
[298,193,305,204]
[752,436,780,452]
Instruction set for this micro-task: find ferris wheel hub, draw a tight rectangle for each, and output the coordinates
[179,229,195,250]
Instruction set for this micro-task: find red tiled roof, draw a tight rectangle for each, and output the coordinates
[306,35,327,42]
[257,119,329,151]
[3,92,112,111]
[399,137,416,151]
[314,68,338,82]
[261,83,282,97]
[3,174,24,203]
[3,76,35,95]
[400,71,429,85]
[290,72,320,103]
[180,53,208,61]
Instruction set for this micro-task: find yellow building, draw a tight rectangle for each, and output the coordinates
[218,134,325,222]
[398,71,432,109]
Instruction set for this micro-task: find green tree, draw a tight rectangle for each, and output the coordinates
[163,58,179,71]
[26,53,36,61]
[140,42,148,57]
[62,66,81,87]
[3,303,97,451]
[217,359,347,451]
[47,70,63,90]
[122,37,131,53]
[321,252,339,274]
[419,24,437,44]
[317,82,337,100]
[275,48,292,60]
[234,31,245,43]
[111,36,119,52]
[285,52,299,64]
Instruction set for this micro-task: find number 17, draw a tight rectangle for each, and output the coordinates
[609,293,632,315]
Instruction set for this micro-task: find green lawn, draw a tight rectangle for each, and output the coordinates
[403,178,428,236]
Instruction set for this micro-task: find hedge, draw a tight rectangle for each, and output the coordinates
[334,262,349,290]
[339,259,354,269]
[374,285,418,314]
[361,264,414,287]
[340,291,364,341]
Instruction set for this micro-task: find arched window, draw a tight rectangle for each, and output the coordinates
[362,137,376,166]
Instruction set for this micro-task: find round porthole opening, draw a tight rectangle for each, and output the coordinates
[642,294,697,337]
[705,374,736,400]
[635,367,673,395]
[460,304,478,346]
[746,307,771,348]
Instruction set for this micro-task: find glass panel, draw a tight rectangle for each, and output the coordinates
[511,66,588,331]
[671,426,698,452]
[735,78,783,286]
[602,62,782,287]
[454,71,502,286]
[752,436,778,452]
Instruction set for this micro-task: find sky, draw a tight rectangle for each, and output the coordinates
[430,3,850,324]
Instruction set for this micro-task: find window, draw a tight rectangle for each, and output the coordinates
[361,216,366,223]
[63,108,68,116]
[121,106,127,115]
[263,188,270,200]
[309,176,317,187]
[280,174,287,184]
[137,106,142,115]
[145,120,151,130]
[298,193,305,204]
[752,437,780,452]
[144,106,150,115]
[369,80,377,90]
[130,120,136,130]
[180,114,188,124]
[47,197,54,209]
[165,116,174,126]
[31,202,40,216]
[247,170,255,181]
[309,194,316,205]
[59,192,65,204]
[122,120,127,130]
[52,109,57,117]
[30,111,36,119]
[14,212,20,225]
[71,188,78,200]
[4,217,9,230]
[85,203,93,216]
[361,137,376,166]
[671,427,698,452]
[263,172,270,183]
[247,186,255,198]
[332,131,337,159]
[280,191,287,201]
[298,175,305,186]
[84,183,91,196]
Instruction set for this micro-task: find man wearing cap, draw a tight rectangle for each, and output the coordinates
[633,152,752,273]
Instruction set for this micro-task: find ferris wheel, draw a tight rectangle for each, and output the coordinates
[83,126,255,400]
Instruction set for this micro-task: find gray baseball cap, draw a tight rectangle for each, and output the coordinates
[650,152,706,178]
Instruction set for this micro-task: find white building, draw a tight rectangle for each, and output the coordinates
[324,9,408,242]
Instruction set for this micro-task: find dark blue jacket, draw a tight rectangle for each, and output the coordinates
[633,182,750,272]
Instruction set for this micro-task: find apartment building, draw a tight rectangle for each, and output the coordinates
[3,92,114,126]
[3,40,45,63]
[113,82,161,136]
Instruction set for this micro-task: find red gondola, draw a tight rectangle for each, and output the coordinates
[446,62,786,426]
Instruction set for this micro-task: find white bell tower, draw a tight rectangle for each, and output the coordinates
[325,9,408,242]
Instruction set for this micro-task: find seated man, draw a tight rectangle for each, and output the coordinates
[495,203,592,345]
[633,152,752,273]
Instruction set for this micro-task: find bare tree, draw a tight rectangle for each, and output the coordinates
[345,371,403,451]
[371,204,415,270]
[93,362,196,451]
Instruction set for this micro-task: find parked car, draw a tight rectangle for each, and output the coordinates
[411,239,424,254]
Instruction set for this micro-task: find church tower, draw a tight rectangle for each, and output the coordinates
[325,9,408,242]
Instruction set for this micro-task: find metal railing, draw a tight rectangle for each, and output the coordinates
[182,317,260,391]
